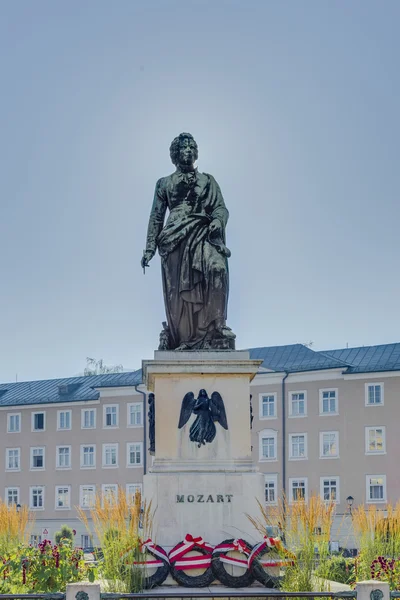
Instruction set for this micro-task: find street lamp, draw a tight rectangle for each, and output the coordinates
[16,503,21,513]
[346,496,354,518]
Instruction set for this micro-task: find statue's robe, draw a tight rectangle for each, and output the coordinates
[145,168,229,349]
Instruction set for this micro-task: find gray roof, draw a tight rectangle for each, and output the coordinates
[320,343,400,374]
[0,370,142,407]
[249,344,350,373]
[1,342,399,407]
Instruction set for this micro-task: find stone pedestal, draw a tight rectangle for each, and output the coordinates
[142,350,264,548]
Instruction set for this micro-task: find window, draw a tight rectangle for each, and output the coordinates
[104,405,118,428]
[57,410,71,430]
[259,429,277,461]
[289,433,307,459]
[366,427,386,454]
[30,534,42,547]
[290,478,308,502]
[320,431,339,458]
[319,389,338,415]
[366,383,384,406]
[80,485,96,509]
[103,443,118,467]
[289,391,307,417]
[30,447,45,469]
[7,413,21,433]
[126,483,143,504]
[6,487,20,507]
[127,443,143,466]
[6,448,20,471]
[55,486,71,509]
[81,534,92,549]
[32,412,45,431]
[128,403,143,427]
[259,393,277,419]
[102,484,118,503]
[81,445,96,468]
[57,446,71,468]
[265,475,278,504]
[30,486,44,509]
[366,475,387,503]
[82,408,96,429]
[320,477,339,502]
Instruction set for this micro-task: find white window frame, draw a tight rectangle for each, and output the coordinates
[319,431,339,459]
[55,485,71,510]
[79,485,96,509]
[289,477,308,502]
[258,428,278,462]
[289,391,307,417]
[365,383,384,406]
[102,443,118,468]
[127,402,143,427]
[81,534,92,548]
[320,476,340,503]
[127,442,143,467]
[265,474,278,505]
[259,393,277,420]
[7,413,21,433]
[56,445,72,469]
[5,447,20,471]
[30,446,45,470]
[103,405,119,428]
[80,444,96,469]
[319,389,338,415]
[30,485,45,510]
[102,483,118,504]
[366,474,387,504]
[5,487,20,507]
[81,408,96,429]
[31,411,46,432]
[365,426,386,455]
[126,483,143,503]
[30,534,42,547]
[57,410,72,431]
[289,433,308,460]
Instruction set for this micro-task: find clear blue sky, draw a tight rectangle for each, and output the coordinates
[0,1,399,382]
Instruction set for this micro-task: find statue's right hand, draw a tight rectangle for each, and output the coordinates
[141,250,155,269]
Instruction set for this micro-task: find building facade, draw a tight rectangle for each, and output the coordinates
[1,343,399,548]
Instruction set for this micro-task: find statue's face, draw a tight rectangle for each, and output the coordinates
[178,137,196,166]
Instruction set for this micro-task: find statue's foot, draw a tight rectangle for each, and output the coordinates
[175,343,190,351]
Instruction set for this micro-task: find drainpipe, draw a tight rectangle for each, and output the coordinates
[135,384,147,475]
[282,371,289,499]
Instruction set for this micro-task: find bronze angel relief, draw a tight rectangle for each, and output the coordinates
[178,389,228,447]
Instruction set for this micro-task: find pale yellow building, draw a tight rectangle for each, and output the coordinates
[1,342,399,548]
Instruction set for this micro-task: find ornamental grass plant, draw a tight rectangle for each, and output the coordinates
[78,486,154,593]
[248,493,336,592]
[352,502,400,588]
[0,499,33,556]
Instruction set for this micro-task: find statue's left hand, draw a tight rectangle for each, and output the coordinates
[209,219,222,233]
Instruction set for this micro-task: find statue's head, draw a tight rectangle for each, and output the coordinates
[170,133,198,167]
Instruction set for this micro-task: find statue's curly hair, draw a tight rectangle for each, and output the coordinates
[169,133,198,166]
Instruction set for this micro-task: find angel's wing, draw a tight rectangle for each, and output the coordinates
[210,391,228,430]
[178,391,196,428]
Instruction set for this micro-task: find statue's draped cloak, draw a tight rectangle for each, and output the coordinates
[145,169,229,349]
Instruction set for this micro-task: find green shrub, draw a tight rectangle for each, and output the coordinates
[315,555,355,585]
[54,525,74,544]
